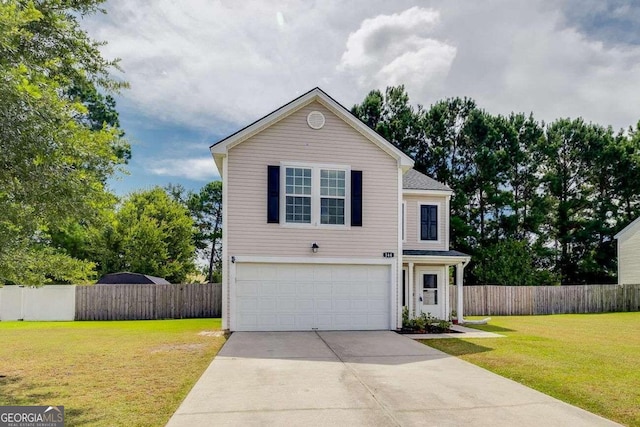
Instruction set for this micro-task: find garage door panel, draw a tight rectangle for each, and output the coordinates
[333,282,351,295]
[314,266,333,281]
[238,313,258,327]
[315,298,332,310]
[297,282,314,294]
[277,298,296,311]
[258,314,278,327]
[235,263,391,331]
[261,282,278,294]
[369,299,387,311]
[351,282,368,295]
[237,297,258,311]
[351,300,369,311]
[258,298,277,311]
[314,283,331,295]
[236,282,259,296]
[368,266,389,281]
[278,282,296,295]
[368,281,388,296]
[351,314,368,327]
[333,298,350,311]
[296,298,314,312]
[294,265,315,280]
[350,268,369,281]
[277,267,296,281]
[296,314,315,329]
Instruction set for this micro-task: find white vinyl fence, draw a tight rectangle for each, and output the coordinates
[0,285,76,321]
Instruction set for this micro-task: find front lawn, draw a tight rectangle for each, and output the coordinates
[0,319,225,426]
[421,313,640,427]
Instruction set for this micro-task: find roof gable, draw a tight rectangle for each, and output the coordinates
[403,169,451,192]
[210,88,414,175]
[615,216,640,242]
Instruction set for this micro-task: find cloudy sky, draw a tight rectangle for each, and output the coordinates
[82,0,640,195]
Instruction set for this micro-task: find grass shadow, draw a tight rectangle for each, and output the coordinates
[465,324,516,333]
[419,338,495,356]
[0,376,98,426]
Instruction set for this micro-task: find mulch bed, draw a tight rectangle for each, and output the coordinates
[397,327,461,335]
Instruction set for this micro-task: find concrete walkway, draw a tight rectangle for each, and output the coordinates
[405,324,505,339]
[166,331,620,427]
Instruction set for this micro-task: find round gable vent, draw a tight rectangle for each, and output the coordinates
[307,111,325,129]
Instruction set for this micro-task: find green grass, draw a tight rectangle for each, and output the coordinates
[0,319,225,426]
[421,313,640,426]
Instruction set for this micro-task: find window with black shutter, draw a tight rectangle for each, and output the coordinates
[420,205,438,241]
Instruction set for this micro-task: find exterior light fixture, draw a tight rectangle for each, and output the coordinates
[311,242,319,253]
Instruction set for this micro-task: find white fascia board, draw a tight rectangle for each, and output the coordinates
[402,255,471,265]
[614,216,640,241]
[403,188,454,197]
[231,256,394,265]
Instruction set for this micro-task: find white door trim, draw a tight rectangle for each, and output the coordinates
[415,266,445,319]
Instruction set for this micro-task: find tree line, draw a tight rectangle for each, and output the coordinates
[352,87,640,285]
[0,1,221,286]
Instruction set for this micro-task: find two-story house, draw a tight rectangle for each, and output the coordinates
[210,88,470,331]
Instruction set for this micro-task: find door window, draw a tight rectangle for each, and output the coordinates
[423,274,437,305]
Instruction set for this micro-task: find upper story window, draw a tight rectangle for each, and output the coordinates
[320,170,346,225]
[281,163,350,227]
[285,167,312,223]
[420,204,438,241]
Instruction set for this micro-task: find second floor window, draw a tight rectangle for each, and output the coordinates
[285,167,312,223]
[320,170,345,224]
[420,204,438,241]
[283,164,349,226]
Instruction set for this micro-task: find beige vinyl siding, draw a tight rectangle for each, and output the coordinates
[226,101,398,258]
[620,231,640,285]
[402,194,448,251]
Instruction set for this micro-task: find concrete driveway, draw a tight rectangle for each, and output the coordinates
[166,331,619,427]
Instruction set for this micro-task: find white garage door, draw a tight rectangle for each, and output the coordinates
[234,263,391,331]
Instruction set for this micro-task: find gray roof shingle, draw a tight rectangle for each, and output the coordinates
[403,249,470,257]
[403,169,451,191]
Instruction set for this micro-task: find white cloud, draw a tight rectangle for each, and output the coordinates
[338,7,456,95]
[84,0,640,134]
[147,157,219,181]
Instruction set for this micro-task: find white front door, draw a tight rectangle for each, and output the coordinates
[416,268,443,319]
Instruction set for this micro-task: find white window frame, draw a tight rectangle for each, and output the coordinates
[417,201,443,245]
[280,161,351,228]
[402,200,407,243]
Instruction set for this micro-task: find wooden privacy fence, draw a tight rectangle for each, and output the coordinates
[449,284,640,316]
[75,283,221,320]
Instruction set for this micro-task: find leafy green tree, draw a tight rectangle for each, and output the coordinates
[473,240,559,286]
[352,85,640,285]
[103,188,196,283]
[0,0,128,285]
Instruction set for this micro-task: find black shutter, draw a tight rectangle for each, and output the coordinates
[267,165,280,223]
[420,205,429,240]
[351,170,362,226]
[429,205,438,240]
[420,205,438,240]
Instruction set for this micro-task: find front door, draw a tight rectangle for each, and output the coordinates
[417,268,442,318]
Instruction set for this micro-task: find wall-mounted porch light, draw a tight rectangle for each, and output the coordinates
[311,242,319,253]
